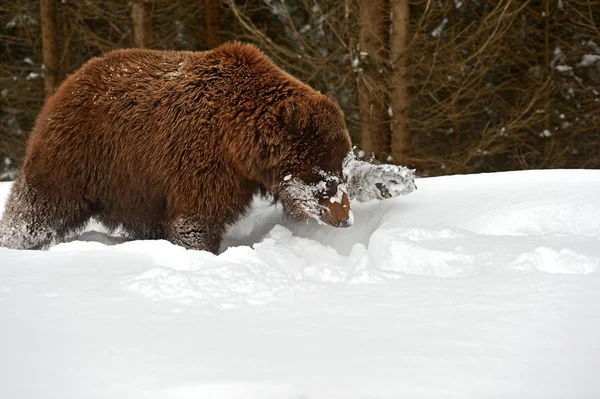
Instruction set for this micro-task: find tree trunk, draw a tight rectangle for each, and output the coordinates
[60,3,72,81]
[543,0,551,134]
[389,0,410,164]
[205,0,223,48]
[131,0,154,48]
[40,0,59,99]
[358,0,390,159]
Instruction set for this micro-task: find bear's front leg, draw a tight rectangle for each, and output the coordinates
[344,158,417,202]
[165,215,222,253]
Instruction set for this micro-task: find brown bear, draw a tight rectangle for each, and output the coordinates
[0,42,353,253]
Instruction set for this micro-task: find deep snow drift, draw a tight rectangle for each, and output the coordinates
[1,169,600,399]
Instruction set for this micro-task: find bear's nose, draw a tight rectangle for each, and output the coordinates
[337,218,352,228]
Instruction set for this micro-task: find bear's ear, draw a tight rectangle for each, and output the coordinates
[325,93,339,106]
[276,98,303,133]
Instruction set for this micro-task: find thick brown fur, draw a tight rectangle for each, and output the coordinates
[0,42,352,252]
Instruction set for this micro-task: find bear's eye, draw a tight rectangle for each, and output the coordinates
[321,179,339,199]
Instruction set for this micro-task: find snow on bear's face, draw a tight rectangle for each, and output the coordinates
[271,93,353,227]
[277,169,353,228]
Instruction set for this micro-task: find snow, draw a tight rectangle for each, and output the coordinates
[577,54,600,68]
[25,72,41,80]
[540,129,552,138]
[431,17,448,38]
[1,169,600,398]
[278,174,350,225]
[344,157,415,202]
[551,46,572,73]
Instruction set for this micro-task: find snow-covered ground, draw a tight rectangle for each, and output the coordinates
[1,169,600,399]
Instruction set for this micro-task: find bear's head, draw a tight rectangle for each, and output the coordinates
[271,93,353,227]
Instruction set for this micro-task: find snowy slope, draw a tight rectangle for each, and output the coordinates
[1,169,600,399]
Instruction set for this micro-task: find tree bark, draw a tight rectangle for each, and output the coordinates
[131,0,154,48]
[389,0,410,164]
[40,0,59,99]
[60,3,72,81]
[543,0,551,134]
[205,0,223,48]
[358,0,390,159]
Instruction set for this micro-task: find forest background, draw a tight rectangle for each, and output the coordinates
[1,0,599,180]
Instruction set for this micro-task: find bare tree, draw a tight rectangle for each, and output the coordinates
[205,0,222,48]
[358,0,390,159]
[131,0,154,48]
[389,0,410,164]
[4,0,600,178]
[40,0,60,98]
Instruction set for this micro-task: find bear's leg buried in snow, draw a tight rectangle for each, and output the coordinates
[165,215,222,253]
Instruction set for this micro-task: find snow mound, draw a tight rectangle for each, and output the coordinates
[118,226,393,307]
[369,226,491,278]
[389,169,600,237]
[510,247,599,275]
